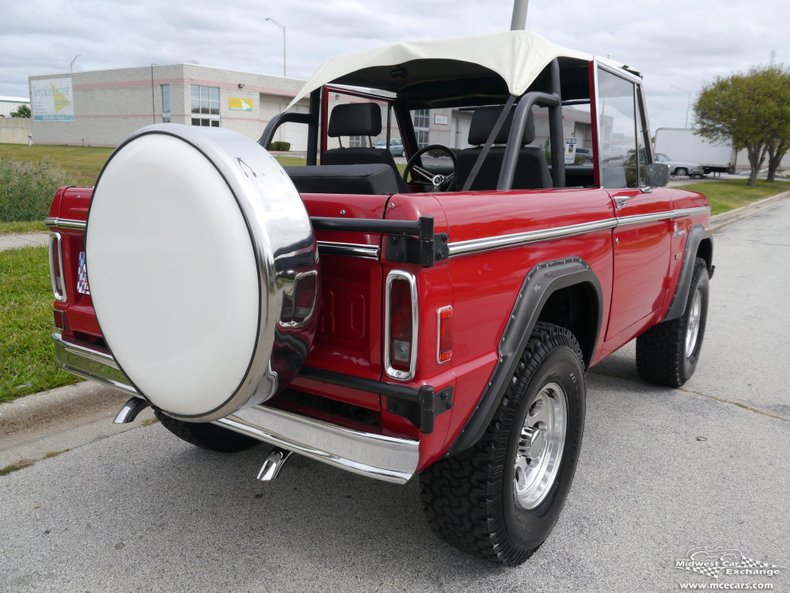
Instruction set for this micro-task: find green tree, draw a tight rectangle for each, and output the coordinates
[10,104,31,118]
[695,66,790,186]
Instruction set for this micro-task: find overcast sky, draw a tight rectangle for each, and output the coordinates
[1,0,786,130]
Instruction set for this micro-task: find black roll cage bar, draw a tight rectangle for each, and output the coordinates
[258,59,567,191]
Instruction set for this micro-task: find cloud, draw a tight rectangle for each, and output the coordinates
[1,0,786,130]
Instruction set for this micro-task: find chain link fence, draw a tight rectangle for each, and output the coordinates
[0,160,68,222]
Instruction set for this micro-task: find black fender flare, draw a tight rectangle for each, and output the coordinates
[448,257,602,455]
[664,225,713,321]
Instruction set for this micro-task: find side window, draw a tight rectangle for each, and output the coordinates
[562,102,594,167]
[597,68,638,188]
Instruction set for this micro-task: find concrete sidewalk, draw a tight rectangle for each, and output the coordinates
[0,231,49,251]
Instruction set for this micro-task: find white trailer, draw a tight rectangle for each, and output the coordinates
[655,128,736,175]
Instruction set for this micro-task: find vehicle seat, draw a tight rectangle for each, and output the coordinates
[285,164,401,195]
[323,103,408,193]
[455,105,552,191]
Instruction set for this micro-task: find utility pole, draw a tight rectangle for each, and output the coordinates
[70,53,81,73]
[510,0,528,30]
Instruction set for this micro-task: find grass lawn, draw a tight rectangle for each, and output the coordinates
[0,246,79,402]
[0,144,307,188]
[0,144,113,186]
[681,179,790,215]
[0,221,48,234]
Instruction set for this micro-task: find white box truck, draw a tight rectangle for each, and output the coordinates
[655,128,737,175]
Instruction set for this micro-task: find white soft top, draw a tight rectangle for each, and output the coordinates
[288,30,635,109]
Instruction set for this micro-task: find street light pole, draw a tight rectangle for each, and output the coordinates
[265,18,287,77]
[671,84,691,128]
[70,53,82,73]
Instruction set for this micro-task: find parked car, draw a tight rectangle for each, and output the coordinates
[46,29,712,566]
[373,137,405,156]
[656,152,704,177]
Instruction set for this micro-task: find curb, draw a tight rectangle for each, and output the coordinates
[3,188,788,437]
[710,190,790,231]
[0,382,127,439]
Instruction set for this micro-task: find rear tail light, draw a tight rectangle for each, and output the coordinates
[48,232,67,302]
[436,305,453,364]
[385,270,418,381]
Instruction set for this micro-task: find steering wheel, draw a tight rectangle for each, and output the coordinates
[402,144,457,192]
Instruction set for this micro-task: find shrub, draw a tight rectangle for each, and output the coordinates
[270,141,291,152]
[0,160,69,222]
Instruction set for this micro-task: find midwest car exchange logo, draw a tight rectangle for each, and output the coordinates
[675,548,784,580]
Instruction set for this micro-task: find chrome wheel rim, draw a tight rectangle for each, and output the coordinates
[685,287,703,358]
[514,382,567,510]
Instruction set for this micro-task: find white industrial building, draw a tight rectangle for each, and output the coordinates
[0,96,30,117]
[29,64,309,148]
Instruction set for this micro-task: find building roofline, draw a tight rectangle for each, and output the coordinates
[29,63,305,85]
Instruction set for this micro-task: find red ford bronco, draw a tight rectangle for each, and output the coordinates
[45,30,712,565]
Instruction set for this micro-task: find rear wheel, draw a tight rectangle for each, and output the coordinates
[636,257,709,387]
[420,322,586,565]
[155,410,259,453]
[675,167,688,177]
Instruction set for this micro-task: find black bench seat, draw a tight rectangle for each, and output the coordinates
[285,164,402,195]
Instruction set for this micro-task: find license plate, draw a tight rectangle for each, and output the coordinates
[77,251,91,295]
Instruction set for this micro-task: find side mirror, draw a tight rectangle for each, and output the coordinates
[644,163,670,188]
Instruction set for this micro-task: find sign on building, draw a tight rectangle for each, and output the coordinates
[228,97,253,111]
[31,78,75,121]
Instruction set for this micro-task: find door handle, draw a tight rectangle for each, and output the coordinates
[614,195,635,209]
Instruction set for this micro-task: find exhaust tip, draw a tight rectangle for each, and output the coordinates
[256,447,294,482]
[113,397,150,424]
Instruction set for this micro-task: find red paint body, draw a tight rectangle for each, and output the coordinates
[48,179,709,470]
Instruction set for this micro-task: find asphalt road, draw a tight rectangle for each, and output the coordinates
[2,201,789,593]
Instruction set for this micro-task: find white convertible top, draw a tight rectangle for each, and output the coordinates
[288,30,635,109]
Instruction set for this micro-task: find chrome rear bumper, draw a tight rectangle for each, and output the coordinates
[51,333,419,484]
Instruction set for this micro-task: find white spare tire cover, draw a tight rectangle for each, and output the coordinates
[87,124,318,422]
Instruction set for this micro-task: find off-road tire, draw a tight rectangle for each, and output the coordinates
[155,410,259,453]
[420,322,586,566]
[636,257,709,387]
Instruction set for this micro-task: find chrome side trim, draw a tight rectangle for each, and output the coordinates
[384,270,419,381]
[45,217,87,230]
[671,206,710,219]
[51,333,138,395]
[616,206,710,227]
[48,232,67,303]
[217,405,419,484]
[317,241,380,259]
[615,211,673,227]
[448,218,617,257]
[446,206,710,258]
[51,333,419,485]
